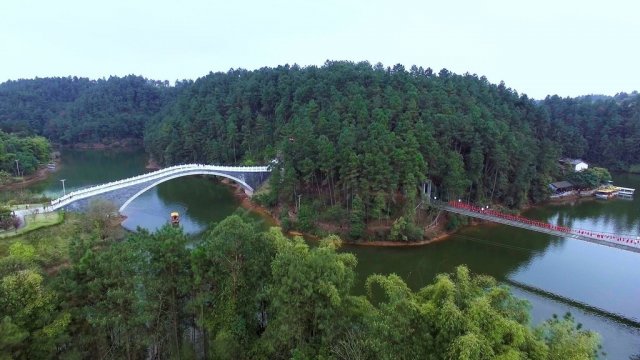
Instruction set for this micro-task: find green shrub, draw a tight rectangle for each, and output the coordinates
[253,191,278,207]
[320,205,348,223]
[406,223,424,241]
[446,214,468,231]
[296,204,316,232]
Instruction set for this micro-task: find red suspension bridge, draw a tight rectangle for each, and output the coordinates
[441,201,640,253]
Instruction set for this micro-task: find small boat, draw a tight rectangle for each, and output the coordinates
[594,188,618,199]
[170,212,180,225]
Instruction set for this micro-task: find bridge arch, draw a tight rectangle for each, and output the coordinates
[118,170,255,212]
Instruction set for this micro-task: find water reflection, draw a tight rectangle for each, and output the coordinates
[29,148,149,197]
[122,176,243,234]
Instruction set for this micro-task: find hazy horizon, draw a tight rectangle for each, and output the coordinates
[2,0,638,99]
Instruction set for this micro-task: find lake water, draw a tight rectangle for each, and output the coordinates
[18,148,640,358]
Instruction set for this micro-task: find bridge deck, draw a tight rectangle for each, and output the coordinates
[43,163,271,212]
[442,205,640,254]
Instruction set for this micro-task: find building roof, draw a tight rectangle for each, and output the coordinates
[560,158,587,165]
[549,181,574,190]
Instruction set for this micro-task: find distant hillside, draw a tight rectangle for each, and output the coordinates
[541,92,640,170]
[0,77,91,135]
[0,75,177,144]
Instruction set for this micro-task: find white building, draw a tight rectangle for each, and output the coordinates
[560,158,589,172]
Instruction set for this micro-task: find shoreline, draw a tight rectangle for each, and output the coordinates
[346,232,452,247]
[3,170,505,248]
[59,139,143,150]
[1,142,142,192]
[221,179,280,226]
[220,178,459,247]
[0,159,60,191]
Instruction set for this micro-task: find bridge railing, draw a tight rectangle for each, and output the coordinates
[53,163,271,200]
[48,164,271,210]
[445,200,640,249]
[49,165,191,208]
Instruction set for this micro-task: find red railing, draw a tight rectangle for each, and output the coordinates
[447,201,640,247]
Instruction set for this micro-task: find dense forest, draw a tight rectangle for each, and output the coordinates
[2,63,634,358]
[142,62,639,239]
[0,76,177,144]
[0,212,601,359]
[0,131,51,181]
[1,62,639,230]
[541,93,640,171]
[145,63,559,212]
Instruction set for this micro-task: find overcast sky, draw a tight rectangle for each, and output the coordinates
[1,0,637,99]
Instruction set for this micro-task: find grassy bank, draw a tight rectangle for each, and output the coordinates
[0,213,79,272]
[0,212,64,239]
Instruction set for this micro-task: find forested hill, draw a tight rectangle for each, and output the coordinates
[0,77,91,135]
[0,75,177,144]
[541,92,640,171]
[1,63,639,212]
[145,62,561,210]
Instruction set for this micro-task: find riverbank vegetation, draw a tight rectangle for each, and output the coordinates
[0,131,51,182]
[0,213,80,270]
[0,215,601,359]
[0,190,51,206]
[565,167,612,190]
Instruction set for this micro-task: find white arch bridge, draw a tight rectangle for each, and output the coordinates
[45,164,271,213]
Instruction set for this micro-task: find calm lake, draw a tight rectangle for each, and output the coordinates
[22,148,640,358]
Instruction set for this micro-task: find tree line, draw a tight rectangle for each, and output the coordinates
[0,215,601,359]
[0,75,177,145]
